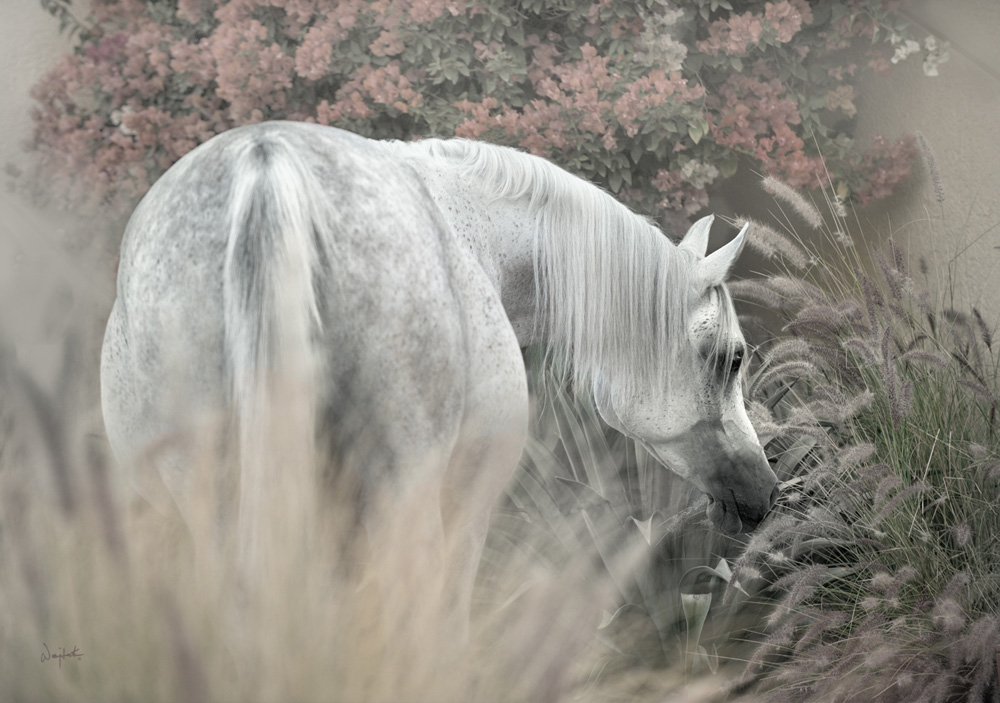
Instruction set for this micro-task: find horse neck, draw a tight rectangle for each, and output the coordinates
[533,180,686,389]
[397,145,542,345]
[395,140,683,365]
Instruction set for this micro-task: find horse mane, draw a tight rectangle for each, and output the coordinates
[396,137,720,396]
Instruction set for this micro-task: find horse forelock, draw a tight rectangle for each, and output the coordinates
[400,138,705,396]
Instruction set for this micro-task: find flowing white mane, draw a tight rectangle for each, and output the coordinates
[396,137,718,395]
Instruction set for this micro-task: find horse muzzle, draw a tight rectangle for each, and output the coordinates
[645,420,780,535]
[704,466,779,535]
[705,483,779,534]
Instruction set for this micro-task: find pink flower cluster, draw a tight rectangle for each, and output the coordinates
[455,97,567,156]
[27,0,924,217]
[698,1,813,55]
[30,14,229,210]
[652,168,710,216]
[457,39,703,162]
[854,134,918,204]
[709,73,800,159]
[294,6,361,80]
[28,0,407,212]
[614,70,705,138]
[209,20,294,123]
[705,67,839,190]
[317,62,423,123]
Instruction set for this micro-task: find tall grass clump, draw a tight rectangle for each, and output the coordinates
[721,177,1000,701]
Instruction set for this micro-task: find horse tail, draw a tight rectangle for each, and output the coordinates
[223,134,326,573]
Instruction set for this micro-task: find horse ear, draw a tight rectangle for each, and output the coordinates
[698,222,748,286]
[678,214,714,256]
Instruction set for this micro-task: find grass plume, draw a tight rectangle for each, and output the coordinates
[916,131,946,204]
[761,176,825,230]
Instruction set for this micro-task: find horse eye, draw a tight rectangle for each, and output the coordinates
[716,348,744,377]
[730,348,744,374]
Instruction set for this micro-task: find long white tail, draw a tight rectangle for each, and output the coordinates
[223,135,328,576]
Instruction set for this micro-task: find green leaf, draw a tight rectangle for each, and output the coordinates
[507,22,525,46]
[720,151,739,179]
[630,140,646,164]
[688,122,703,144]
[649,132,663,153]
[609,170,623,192]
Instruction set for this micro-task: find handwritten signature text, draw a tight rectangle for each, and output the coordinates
[41,643,84,669]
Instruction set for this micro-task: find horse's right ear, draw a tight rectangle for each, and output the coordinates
[698,222,748,286]
[678,214,714,257]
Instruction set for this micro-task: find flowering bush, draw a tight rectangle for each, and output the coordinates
[29,0,942,217]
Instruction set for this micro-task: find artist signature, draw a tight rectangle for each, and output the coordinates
[41,643,83,669]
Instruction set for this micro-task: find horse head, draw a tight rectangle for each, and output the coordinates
[593,216,778,535]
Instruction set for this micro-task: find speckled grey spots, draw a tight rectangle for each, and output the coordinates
[101,123,775,581]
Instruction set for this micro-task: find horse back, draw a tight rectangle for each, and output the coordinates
[102,122,524,510]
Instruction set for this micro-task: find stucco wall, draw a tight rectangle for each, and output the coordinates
[0,3,71,174]
[0,4,75,391]
[853,0,1000,326]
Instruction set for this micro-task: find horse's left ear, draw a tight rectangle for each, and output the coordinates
[698,222,748,286]
[679,214,714,256]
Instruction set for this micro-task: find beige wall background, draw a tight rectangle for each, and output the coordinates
[0,3,75,390]
[853,0,1000,326]
[0,2,71,174]
[2,1,999,325]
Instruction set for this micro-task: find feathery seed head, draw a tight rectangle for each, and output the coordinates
[932,597,965,633]
[871,571,894,592]
[968,442,988,459]
[838,442,876,469]
[952,523,972,548]
[763,338,812,365]
[766,550,789,564]
[761,176,825,229]
[942,571,971,598]
[901,349,950,369]
[972,308,993,349]
[916,131,945,203]
[737,216,810,269]
[957,379,995,404]
[861,596,881,611]
[728,279,786,310]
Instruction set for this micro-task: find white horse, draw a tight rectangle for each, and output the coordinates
[100,121,777,622]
